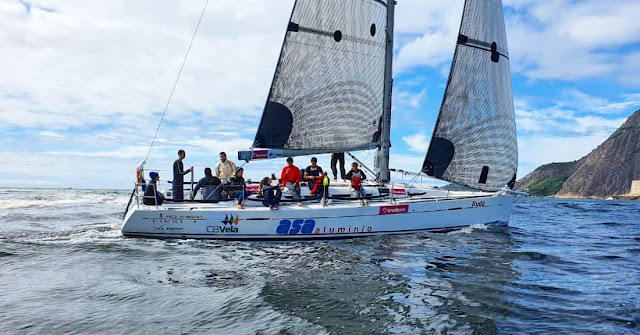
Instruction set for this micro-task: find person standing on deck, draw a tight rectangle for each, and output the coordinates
[281,157,302,207]
[331,152,346,181]
[215,152,237,181]
[173,149,193,201]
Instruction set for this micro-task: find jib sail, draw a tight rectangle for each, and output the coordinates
[422,0,518,191]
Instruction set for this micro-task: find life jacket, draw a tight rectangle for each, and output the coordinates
[351,175,362,191]
[310,177,321,194]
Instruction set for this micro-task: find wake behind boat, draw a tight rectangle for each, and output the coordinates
[122,0,522,240]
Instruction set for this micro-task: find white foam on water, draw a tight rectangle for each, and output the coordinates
[16,223,123,245]
[450,223,489,234]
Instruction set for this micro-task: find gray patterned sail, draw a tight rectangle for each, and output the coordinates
[422,0,517,191]
[253,0,387,152]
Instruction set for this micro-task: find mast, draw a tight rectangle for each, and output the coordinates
[377,0,395,183]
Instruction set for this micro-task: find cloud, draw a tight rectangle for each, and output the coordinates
[515,90,634,138]
[516,106,627,136]
[617,52,640,87]
[1,0,638,189]
[506,0,640,84]
[0,0,293,134]
[393,1,464,72]
[392,0,640,87]
[45,145,157,159]
[402,133,429,153]
[561,89,640,115]
[38,131,66,138]
[517,131,614,177]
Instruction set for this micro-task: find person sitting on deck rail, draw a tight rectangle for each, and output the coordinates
[224,167,250,209]
[304,157,330,204]
[192,167,222,201]
[281,157,302,207]
[215,152,237,181]
[345,162,367,206]
[259,177,282,210]
[143,172,165,206]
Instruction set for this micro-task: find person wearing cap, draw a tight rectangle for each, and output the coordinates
[225,167,251,209]
[172,149,193,201]
[281,157,302,206]
[143,172,165,206]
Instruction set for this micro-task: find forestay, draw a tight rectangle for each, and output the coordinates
[422,0,517,192]
[253,0,388,153]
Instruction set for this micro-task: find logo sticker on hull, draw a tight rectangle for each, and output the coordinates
[379,205,409,215]
[276,219,315,234]
[222,214,239,225]
[391,189,407,196]
[206,214,240,234]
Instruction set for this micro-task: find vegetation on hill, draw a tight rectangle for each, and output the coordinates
[526,176,566,197]
[516,161,580,197]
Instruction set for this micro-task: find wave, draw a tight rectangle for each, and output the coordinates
[510,251,561,263]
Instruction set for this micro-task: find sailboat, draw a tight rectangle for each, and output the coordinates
[121,0,522,240]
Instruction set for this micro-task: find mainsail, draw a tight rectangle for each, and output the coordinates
[252,0,388,153]
[422,0,517,191]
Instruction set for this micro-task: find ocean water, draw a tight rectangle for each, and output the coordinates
[0,188,638,335]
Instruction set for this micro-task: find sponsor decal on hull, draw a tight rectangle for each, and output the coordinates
[314,225,373,234]
[245,185,260,193]
[149,213,205,224]
[277,219,315,234]
[391,189,407,196]
[252,149,283,160]
[379,205,409,215]
[152,225,184,232]
[206,214,240,234]
[276,219,374,235]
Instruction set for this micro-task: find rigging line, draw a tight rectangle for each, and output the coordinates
[144,0,210,163]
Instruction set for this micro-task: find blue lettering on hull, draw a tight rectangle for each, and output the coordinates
[276,219,315,234]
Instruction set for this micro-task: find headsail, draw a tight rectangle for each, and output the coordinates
[252,0,388,153]
[422,0,517,191]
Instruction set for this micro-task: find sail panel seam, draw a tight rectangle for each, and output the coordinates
[291,25,385,48]
[445,93,513,108]
[458,42,509,59]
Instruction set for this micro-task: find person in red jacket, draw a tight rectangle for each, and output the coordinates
[281,157,302,206]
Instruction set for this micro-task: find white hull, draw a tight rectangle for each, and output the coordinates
[121,190,514,240]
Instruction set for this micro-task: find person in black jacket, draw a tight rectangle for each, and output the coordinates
[259,176,282,210]
[192,167,222,201]
[172,149,193,201]
[143,172,165,206]
[345,162,367,206]
[224,168,250,209]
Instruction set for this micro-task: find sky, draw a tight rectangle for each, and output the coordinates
[1,0,639,189]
